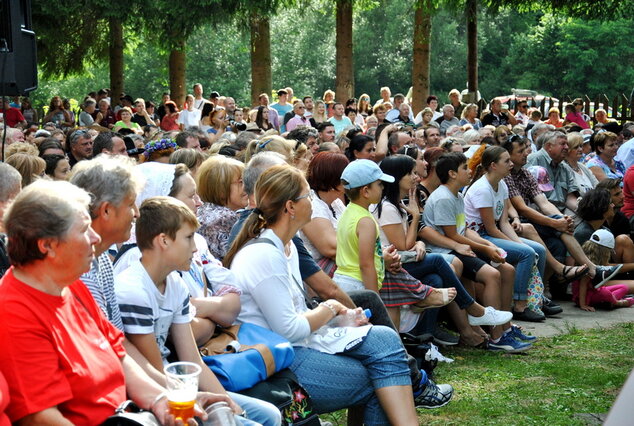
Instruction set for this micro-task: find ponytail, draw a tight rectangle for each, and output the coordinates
[223,210,266,267]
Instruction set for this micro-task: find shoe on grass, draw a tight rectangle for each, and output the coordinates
[506,325,537,342]
[488,334,532,353]
[414,378,454,409]
[432,327,459,346]
[592,265,623,289]
[468,306,513,326]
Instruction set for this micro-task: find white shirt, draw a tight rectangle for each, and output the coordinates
[299,191,345,260]
[464,176,509,234]
[616,137,634,169]
[178,108,202,129]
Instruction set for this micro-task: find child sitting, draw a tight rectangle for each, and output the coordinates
[114,196,280,425]
[575,229,634,311]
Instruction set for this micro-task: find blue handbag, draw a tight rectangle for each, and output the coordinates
[200,323,295,391]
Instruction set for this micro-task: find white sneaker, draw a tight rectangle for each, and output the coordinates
[468,306,513,326]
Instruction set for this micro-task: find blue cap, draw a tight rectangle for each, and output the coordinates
[341,159,395,189]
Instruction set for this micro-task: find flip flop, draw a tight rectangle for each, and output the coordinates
[560,264,589,284]
[410,288,456,313]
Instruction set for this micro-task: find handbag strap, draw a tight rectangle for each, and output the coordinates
[245,237,317,309]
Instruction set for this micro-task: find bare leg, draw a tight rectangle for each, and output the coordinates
[614,235,634,263]
[447,301,484,345]
[375,386,418,426]
[450,256,463,277]
[561,233,596,275]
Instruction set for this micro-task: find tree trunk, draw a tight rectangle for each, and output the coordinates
[108,18,124,103]
[250,14,272,107]
[412,0,432,115]
[466,0,478,102]
[169,40,187,107]
[335,0,354,103]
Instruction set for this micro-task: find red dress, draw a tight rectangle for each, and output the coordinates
[161,113,180,131]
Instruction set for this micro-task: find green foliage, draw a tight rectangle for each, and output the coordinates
[32,0,634,109]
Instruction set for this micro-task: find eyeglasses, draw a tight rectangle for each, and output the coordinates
[294,192,313,201]
[519,105,528,109]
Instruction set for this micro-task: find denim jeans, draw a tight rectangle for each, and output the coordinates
[480,235,546,300]
[290,326,411,426]
[229,392,282,426]
[402,253,475,309]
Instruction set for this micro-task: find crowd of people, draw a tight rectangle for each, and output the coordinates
[1,84,634,425]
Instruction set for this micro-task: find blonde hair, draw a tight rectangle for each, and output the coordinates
[223,165,305,267]
[567,132,584,151]
[196,154,244,206]
[244,135,293,163]
[6,153,46,187]
[4,141,38,159]
[581,239,611,266]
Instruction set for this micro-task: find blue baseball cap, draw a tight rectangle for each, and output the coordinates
[341,159,395,189]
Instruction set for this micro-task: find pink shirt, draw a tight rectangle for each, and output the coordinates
[285,114,313,132]
[565,112,589,129]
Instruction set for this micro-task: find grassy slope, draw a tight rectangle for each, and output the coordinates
[324,322,634,425]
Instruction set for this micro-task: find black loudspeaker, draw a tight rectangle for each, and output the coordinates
[0,0,37,95]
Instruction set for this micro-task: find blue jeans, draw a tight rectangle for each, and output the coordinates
[229,392,281,426]
[481,235,546,300]
[290,326,411,426]
[402,253,475,309]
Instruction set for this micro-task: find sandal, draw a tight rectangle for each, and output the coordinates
[560,265,589,284]
[411,288,457,313]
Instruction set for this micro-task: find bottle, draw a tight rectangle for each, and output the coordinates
[330,308,372,327]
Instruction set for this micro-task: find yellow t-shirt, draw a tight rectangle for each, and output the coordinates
[336,202,384,287]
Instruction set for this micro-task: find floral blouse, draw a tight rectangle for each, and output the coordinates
[584,155,625,180]
[197,203,239,260]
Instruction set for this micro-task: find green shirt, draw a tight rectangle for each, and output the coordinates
[336,202,384,287]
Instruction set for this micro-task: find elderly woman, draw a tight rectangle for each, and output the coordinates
[225,164,432,426]
[459,103,482,130]
[564,132,599,195]
[95,98,117,129]
[197,155,247,260]
[78,98,97,127]
[585,131,625,181]
[0,180,228,424]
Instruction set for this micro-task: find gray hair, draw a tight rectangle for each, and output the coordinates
[0,162,22,202]
[69,129,91,146]
[4,180,91,266]
[84,98,97,108]
[540,131,566,149]
[462,129,481,145]
[530,122,553,149]
[70,155,142,219]
[243,152,286,196]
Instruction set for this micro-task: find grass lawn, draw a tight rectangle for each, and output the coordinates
[323,322,634,425]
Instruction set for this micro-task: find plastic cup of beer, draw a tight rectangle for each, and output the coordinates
[164,361,201,422]
[203,401,237,426]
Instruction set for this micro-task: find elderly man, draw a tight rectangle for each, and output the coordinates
[391,103,415,126]
[0,163,21,277]
[504,137,620,293]
[285,101,312,132]
[373,86,393,107]
[386,93,414,123]
[67,129,94,166]
[527,131,579,212]
[92,132,129,157]
[434,104,460,135]
[482,98,517,127]
[448,89,466,118]
[70,156,141,331]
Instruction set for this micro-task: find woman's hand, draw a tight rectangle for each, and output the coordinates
[339,307,369,327]
[485,246,505,264]
[413,240,426,261]
[402,188,421,218]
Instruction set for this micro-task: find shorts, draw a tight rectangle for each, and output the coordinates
[452,252,487,280]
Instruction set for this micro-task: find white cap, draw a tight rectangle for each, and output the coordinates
[590,229,615,249]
